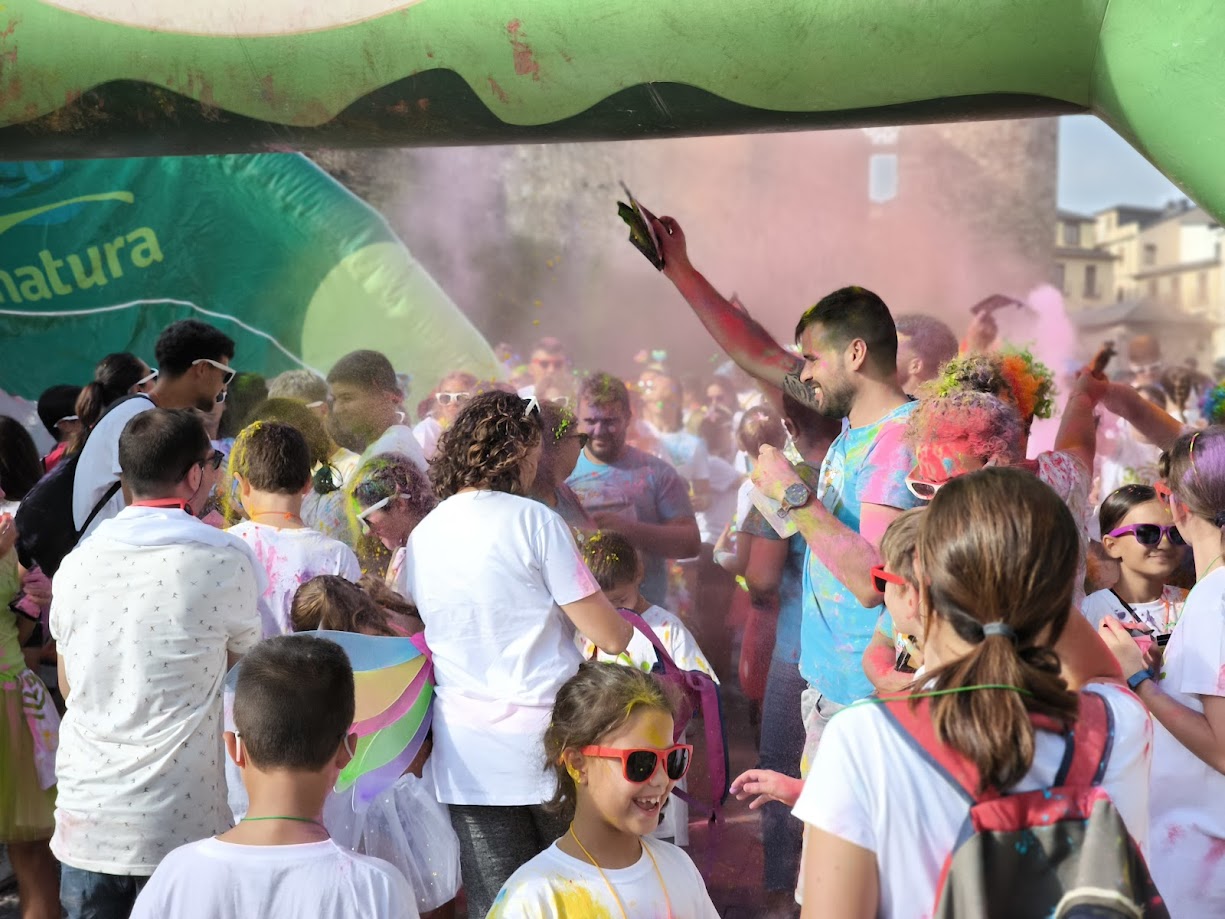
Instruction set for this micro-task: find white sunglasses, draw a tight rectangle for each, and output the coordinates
[136,368,158,388]
[191,358,236,386]
[436,392,470,405]
[357,494,397,533]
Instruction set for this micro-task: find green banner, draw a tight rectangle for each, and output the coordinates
[0,155,499,403]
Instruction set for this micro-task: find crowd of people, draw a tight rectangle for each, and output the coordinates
[0,209,1222,918]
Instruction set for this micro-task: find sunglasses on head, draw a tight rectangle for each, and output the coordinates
[1108,523,1185,547]
[581,744,693,784]
[192,358,236,386]
[136,368,158,388]
[357,493,397,533]
[870,563,908,594]
[436,391,470,405]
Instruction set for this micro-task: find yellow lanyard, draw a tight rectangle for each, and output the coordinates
[568,826,672,919]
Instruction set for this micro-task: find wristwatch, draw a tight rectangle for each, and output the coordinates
[777,482,813,517]
[1126,670,1153,692]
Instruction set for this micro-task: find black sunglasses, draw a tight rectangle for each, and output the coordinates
[180,449,224,482]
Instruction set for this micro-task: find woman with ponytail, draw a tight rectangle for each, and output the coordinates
[67,352,152,454]
[794,466,1152,918]
[1101,426,1225,916]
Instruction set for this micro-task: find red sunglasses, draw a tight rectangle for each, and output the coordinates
[1153,480,1174,504]
[870,563,908,594]
[581,744,693,784]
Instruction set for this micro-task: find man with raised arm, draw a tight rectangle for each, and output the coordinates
[652,215,921,766]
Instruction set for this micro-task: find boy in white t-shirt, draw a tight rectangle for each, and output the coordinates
[131,635,417,919]
[578,529,718,846]
[228,422,361,636]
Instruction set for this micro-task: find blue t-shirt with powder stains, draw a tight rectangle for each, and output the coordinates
[801,401,921,703]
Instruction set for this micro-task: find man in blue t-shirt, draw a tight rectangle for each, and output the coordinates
[567,373,701,606]
[650,216,922,779]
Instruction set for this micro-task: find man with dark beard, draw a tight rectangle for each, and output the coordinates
[650,215,920,780]
[73,319,236,538]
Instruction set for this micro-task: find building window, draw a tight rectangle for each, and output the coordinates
[1063,222,1081,247]
[1199,271,1210,305]
[1144,243,1157,266]
[1084,265,1098,299]
[868,154,898,203]
[1054,263,1066,293]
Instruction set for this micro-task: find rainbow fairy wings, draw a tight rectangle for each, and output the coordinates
[310,630,435,805]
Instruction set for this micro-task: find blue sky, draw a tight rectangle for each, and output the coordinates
[1058,115,1183,216]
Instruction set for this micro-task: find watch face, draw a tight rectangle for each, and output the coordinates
[784,483,809,506]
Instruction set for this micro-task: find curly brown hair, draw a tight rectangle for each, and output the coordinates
[430,390,543,499]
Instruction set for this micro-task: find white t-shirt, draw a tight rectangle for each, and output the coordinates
[228,522,362,637]
[580,604,719,845]
[1080,585,1187,635]
[397,490,600,806]
[130,838,418,919]
[696,454,743,545]
[364,424,428,473]
[793,684,1152,919]
[487,837,719,919]
[50,511,262,874]
[412,416,443,461]
[71,395,153,535]
[1147,567,1225,912]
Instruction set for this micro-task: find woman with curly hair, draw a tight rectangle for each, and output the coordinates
[396,390,632,919]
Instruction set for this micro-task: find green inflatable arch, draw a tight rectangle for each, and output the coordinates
[0,1,1220,217]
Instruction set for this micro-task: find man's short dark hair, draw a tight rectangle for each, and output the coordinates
[37,385,82,439]
[895,313,959,375]
[233,635,355,771]
[578,372,631,415]
[531,337,567,357]
[155,320,235,377]
[118,408,210,496]
[327,350,400,395]
[794,287,898,375]
[232,421,312,494]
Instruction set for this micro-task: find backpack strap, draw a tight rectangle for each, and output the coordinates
[881,698,981,805]
[1056,688,1113,787]
[78,480,122,538]
[615,607,683,670]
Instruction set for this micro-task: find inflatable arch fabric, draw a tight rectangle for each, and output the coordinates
[0,156,501,404]
[0,1,1221,218]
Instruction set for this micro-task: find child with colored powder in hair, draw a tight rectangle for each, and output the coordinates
[227,422,361,637]
[487,662,719,918]
[133,636,417,919]
[578,529,718,846]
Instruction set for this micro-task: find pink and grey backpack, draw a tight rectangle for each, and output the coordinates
[883,689,1169,919]
[613,608,729,819]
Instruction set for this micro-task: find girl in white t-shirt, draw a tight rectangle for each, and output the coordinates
[488,662,719,919]
[1082,484,1188,637]
[398,390,633,919]
[794,466,1153,919]
[1100,427,1225,917]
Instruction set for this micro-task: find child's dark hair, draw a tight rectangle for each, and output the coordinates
[544,662,677,822]
[230,421,311,494]
[579,530,640,592]
[1099,484,1159,536]
[291,575,399,636]
[430,390,542,499]
[232,635,355,770]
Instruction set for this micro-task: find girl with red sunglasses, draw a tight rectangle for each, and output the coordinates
[488,662,717,918]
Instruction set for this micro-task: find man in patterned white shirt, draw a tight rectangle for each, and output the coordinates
[50,408,263,919]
